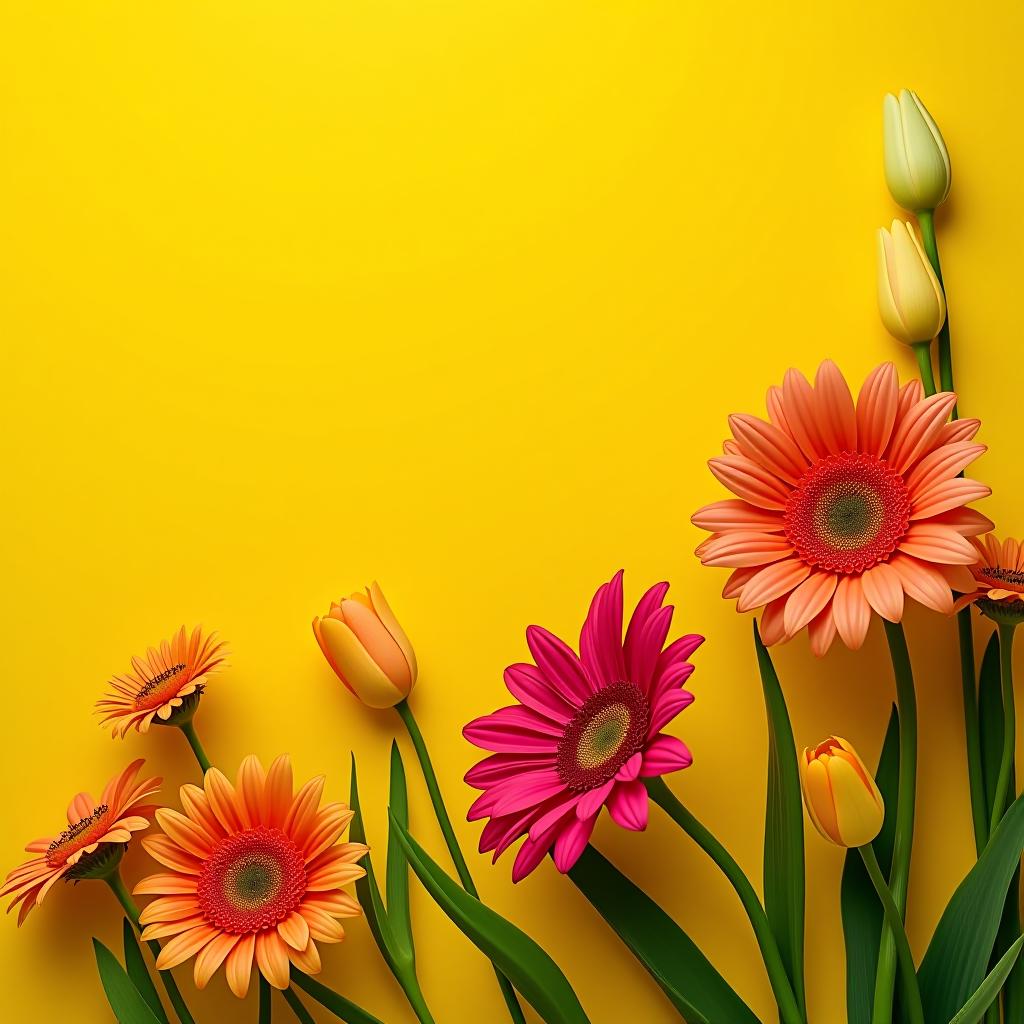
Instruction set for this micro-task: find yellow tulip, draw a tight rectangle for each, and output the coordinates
[312,583,418,709]
[800,736,883,848]
[883,90,951,212]
[877,219,946,345]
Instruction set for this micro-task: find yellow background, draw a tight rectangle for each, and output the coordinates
[2,2,1023,1021]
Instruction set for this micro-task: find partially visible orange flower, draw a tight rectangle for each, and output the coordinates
[97,626,227,737]
[954,535,1024,623]
[1,760,160,924]
[135,755,366,997]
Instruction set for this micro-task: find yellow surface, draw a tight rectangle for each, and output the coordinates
[2,2,1023,1021]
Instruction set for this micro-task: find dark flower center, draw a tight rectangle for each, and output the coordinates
[557,683,649,792]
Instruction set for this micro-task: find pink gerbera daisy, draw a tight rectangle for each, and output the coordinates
[463,571,701,882]
[692,361,991,655]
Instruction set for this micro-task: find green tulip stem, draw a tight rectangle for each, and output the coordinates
[393,699,526,1024]
[280,987,316,1024]
[916,209,954,399]
[873,621,918,1024]
[645,776,804,1024]
[259,977,273,1024]
[990,623,1018,832]
[105,869,197,1024]
[911,342,937,397]
[960,610,988,852]
[178,721,212,774]
[859,844,925,1024]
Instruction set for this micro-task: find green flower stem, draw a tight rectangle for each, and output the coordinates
[280,987,316,1024]
[259,977,272,1024]
[990,623,1018,832]
[916,209,954,399]
[645,776,804,1024]
[960,610,989,853]
[859,844,925,1024]
[105,869,197,1024]
[911,342,937,397]
[873,621,918,1024]
[398,975,436,1024]
[290,968,385,1023]
[394,698,526,1024]
[178,721,212,774]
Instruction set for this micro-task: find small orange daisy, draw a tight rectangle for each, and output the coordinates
[135,754,367,997]
[97,626,227,738]
[0,760,160,924]
[954,535,1024,623]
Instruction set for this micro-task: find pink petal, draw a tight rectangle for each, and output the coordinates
[648,689,695,736]
[626,605,674,693]
[616,751,643,782]
[525,627,591,702]
[503,663,576,721]
[491,771,568,816]
[463,710,561,754]
[580,571,626,688]
[640,734,693,776]
[465,752,555,789]
[575,780,614,819]
[552,816,596,872]
[511,831,557,883]
[607,780,648,831]
[529,794,582,838]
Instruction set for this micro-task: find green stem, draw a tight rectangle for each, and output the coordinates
[960,609,989,853]
[178,721,212,774]
[397,974,436,1024]
[990,624,1018,832]
[259,976,272,1024]
[645,776,804,1024]
[873,621,918,1024]
[289,969,385,1024]
[912,341,937,397]
[916,209,954,399]
[105,871,197,1024]
[280,987,316,1024]
[859,844,925,1024]
[394,699,526,1024]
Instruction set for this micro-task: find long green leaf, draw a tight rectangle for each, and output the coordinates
[841,705,900,1024]
[290,969,386,1024]
[349,754,395,966]
[949,935,1024,1024]
[386,739,414,962]
[567,844,758,1024]
[93,938,163,1024]
[918,791,1024,1021]
[122,919,168,1024]
[391,813,590,1024]
[753,621,805,1015]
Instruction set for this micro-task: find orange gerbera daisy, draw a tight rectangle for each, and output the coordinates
[954,535,1024,623]
[693,361,991,655]
[97,626,227,737]
[1,760,160,924]
[135,755,366,997]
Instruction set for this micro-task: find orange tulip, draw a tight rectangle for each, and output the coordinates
[800,736,883,848]
[313,583,417,709]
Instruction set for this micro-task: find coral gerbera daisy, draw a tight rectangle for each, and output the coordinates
[954,535,1024,624]
[692,361,991,655]
[1,760,160,924]
[463,570,702,882]
[135,755,367,997]
[97,625,227,738]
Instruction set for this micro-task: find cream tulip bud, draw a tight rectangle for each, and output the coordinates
[800,736,884,848]
[877,220,946,344]
[883,90,951,212]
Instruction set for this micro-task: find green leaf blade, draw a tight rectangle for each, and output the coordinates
[290,968,386,1024]
[391,813,590,1024]
[93,938,163,1024]
[949,935,1024,1024]
[386,740,414,962]
[567,844,759,1024]
[122,919,169,1024]
[754,621,806,1016]
[918,790,1024,1021]
[841,704,901,1024]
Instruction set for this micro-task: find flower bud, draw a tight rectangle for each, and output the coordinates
[312,583,418,709]
[877,219,946,344]
[800,736,883,847]
[883,90,951,212]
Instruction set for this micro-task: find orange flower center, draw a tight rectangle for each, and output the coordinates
[979,567,1024,593]
[785,453,910,574]
[134,663,187,709]
[557,683,649,792]
[46,804,111,867]
[197,827,307,934]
